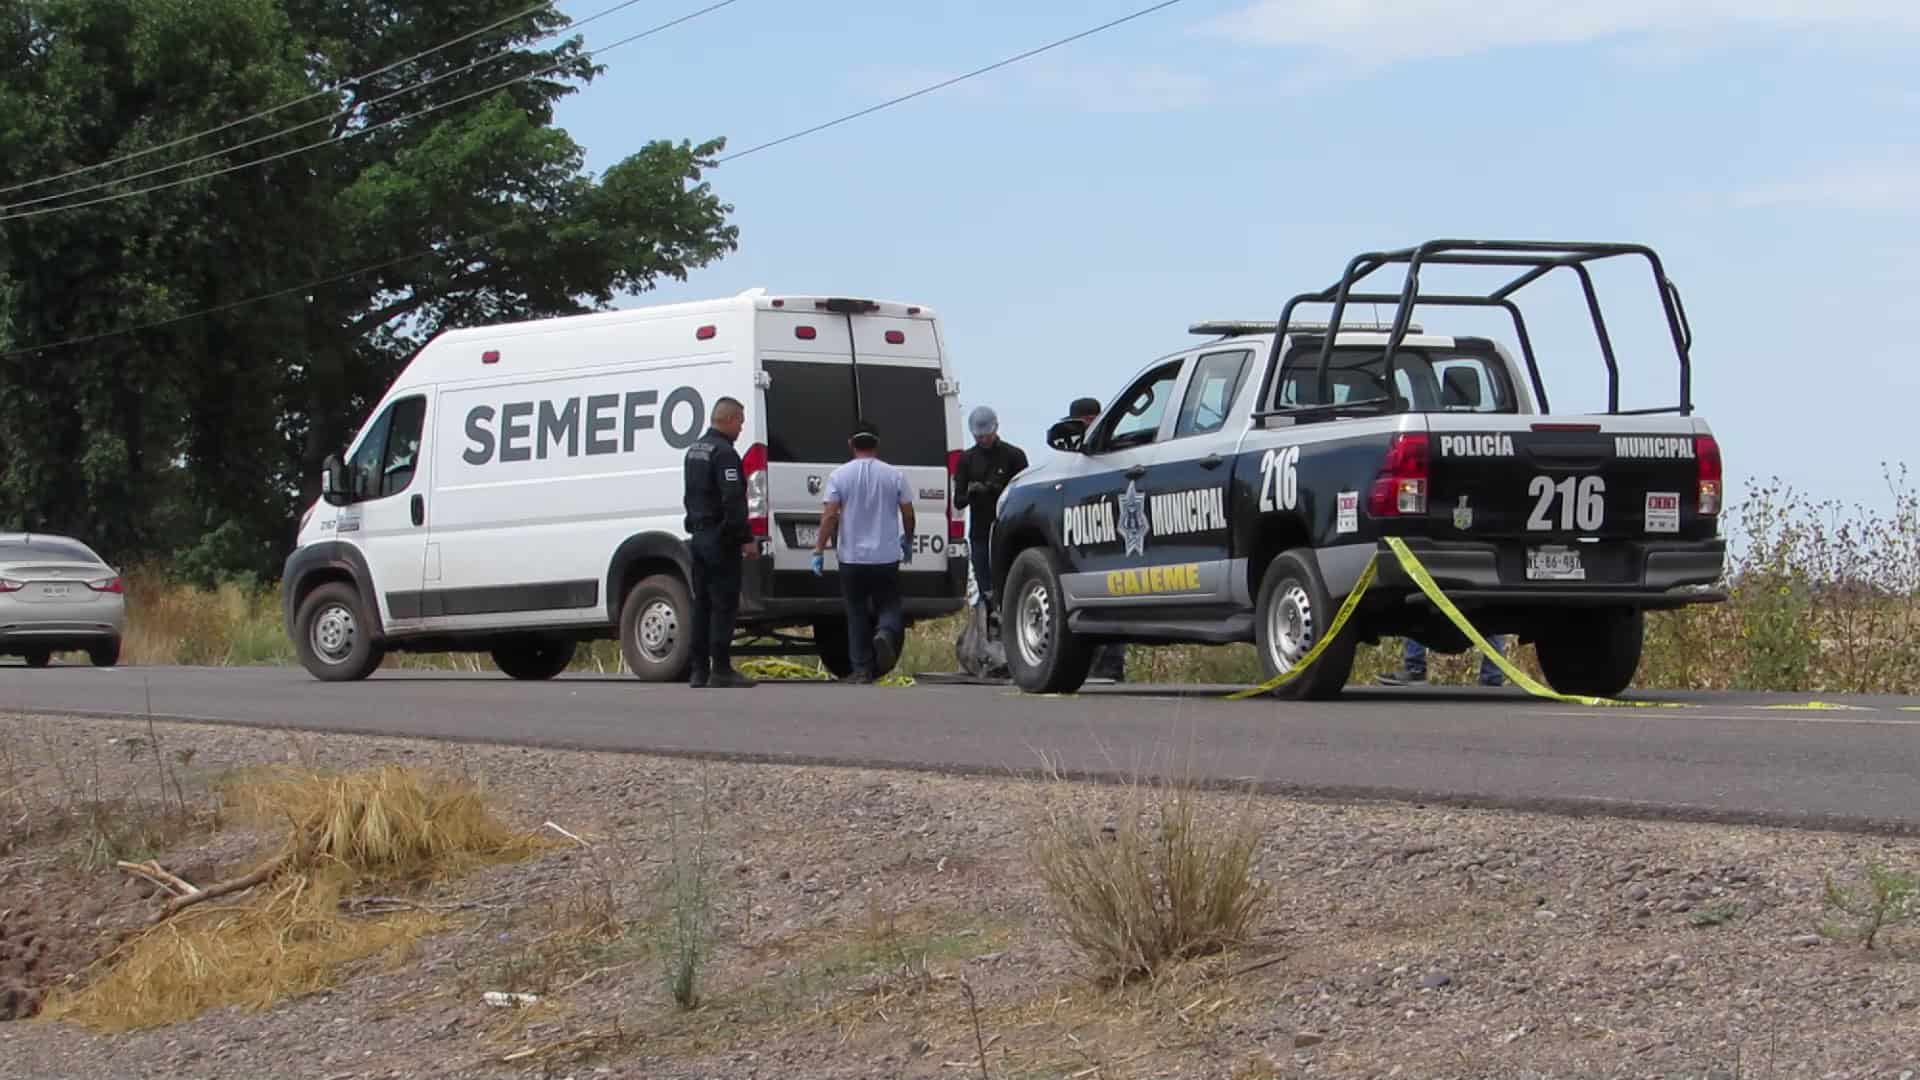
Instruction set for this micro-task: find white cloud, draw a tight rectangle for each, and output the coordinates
[1200,0,1920,62]
[1019,62,1218,114]
[1732,159,1920,213]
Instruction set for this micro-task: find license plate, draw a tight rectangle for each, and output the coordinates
[795,524,818,547]
[1525,546,1586,581]
[39,583,74,598]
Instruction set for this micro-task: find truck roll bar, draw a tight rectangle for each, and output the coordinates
[1251,240,1695,425]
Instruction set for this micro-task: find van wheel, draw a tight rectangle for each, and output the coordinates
[22,650,51,669]
[621,573,692,682]
[1253,550,1356,700]
[812,617,853,679]
[294,583,384,681]
[89,639,121,668]
[1002,548,1093,694]
[1536,608,1644,698]
[492,636,576,680]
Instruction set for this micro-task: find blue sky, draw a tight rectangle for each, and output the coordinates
[548,0,1920,516]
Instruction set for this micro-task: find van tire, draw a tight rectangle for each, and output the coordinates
[1002,548,1093,694]
[620,574,692,682]
[811,617,853,678]
[293,582,384,682]
[1253,550,1356,700]
[492,637,576,681]
[1536,607,1643,699]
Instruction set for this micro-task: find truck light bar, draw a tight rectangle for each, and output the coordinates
[1189,320,1424,338]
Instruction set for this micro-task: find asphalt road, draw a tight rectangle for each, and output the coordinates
[4,663,1918,834]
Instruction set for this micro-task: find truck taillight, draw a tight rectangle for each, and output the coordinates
[946,449,965,541]
[1368,432,1429,517]
[1695,433,1722,516]
[742,442,769,537]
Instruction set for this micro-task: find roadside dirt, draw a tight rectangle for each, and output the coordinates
[1,711,1916,1080]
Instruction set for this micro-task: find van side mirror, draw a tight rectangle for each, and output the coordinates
[321,454,351,506]
[1046,418,1089,454]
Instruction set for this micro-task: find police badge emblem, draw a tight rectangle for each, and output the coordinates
[1118,480,1151,556]
[1453,494,1473,531]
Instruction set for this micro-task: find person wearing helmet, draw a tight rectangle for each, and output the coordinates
[953,405,1028,612]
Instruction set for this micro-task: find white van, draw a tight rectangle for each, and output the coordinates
[281,290,971,682]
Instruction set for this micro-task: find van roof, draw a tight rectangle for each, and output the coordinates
[431,289,938,346]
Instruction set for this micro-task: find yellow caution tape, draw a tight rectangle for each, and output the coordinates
[737,657,914,687]
[1224,557,1380,701]
[1227,537,1682,708]
[1756,700,1870,712]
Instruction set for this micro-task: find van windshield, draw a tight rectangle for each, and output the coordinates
[764,360,948,466]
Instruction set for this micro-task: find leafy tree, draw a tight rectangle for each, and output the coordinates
[0,0,737,576]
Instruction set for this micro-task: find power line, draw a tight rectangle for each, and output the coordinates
[0,1,556,199]
[717,0,1191,163]
[0,0,669,217]
[0,0,1193,358]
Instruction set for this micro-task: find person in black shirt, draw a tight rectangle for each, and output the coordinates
[681,396,758,688]
[953,406,1027,612]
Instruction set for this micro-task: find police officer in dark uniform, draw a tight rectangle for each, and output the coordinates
[682,396,758,689]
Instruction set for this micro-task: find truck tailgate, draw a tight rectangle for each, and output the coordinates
[1423,415,1716,544]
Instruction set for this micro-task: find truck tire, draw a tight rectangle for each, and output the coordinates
[620,573,693,682]
[1253,550,1357,701]
[293,582,385,682]
[492,636,576,680]
[812,617,853,678]
[1536,608,1644,698]
[1002,547,1094,694]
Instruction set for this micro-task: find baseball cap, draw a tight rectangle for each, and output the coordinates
[850,418,880,450]
[968,405,998,437]
[1069,397,1101,418]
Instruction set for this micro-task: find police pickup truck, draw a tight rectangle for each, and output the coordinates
[987,240,1726,700]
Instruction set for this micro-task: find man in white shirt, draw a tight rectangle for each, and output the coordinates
[809,419,915,683]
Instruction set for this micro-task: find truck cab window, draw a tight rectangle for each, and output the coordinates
[1175,350,1250,438]
[1099,360,1182,452]
[1274,347,1514,414]
[346,395,426,500]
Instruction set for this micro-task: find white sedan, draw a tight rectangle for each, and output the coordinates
[0,533,126,667]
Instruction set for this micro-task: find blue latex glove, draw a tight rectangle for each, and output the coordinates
[810,552,825,577]
[900,534,913,562]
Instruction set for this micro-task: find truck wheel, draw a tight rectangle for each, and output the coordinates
[492,636,576,680]
[812,617,853,678]
[22,650,51,669]
[1002,548,1094,694]
[1253,550,1357,700]
[621,573,692,682]
[293,582,384,682]
[1536,608,1644,698]
[89,638,121,668]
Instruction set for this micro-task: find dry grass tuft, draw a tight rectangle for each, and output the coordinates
[1029,768,1271,985]
[38,870,438,1032]
[41,764,548,1031]
[223,763,552,880]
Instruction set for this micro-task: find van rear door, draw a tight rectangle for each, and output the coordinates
[756,307,955,576]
